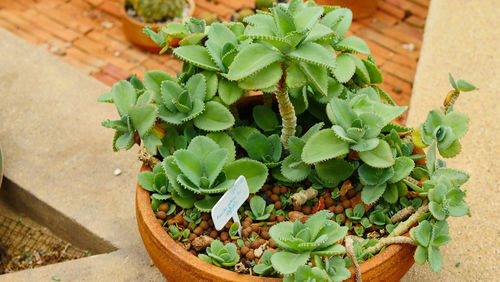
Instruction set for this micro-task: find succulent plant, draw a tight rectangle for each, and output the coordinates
[138,162,172,210]
[158,73,235,131]
[254,250,276,276]
[128,0,186,23]
[345,204,365,222]
[358,155,415,204]
[164,135,268,211]
[245,195,274,220]
[184,208,202,228]
[199,240,240,267]
[344,238,378,267]
[269,211,347,275]
[99,80,163,154]
[410,220,451,272]
[424,173,469,221]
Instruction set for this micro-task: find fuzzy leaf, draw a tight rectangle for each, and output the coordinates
[174,150,202,186]
[288,42,336,70]
[363,59,383,84]
[253,105,279,132]
[239,62,282,90]
[414,246,427,265]
[194,101,234,131]
[226,44,282,80]
[316,159,356,184]
[281,155,311,182]
[186,73,207,101]
[428,246,443,272]
[358,164,394,186]
[358,140,395,168]
[302,129,350,164]
[389,157,415,183]
[438,139,461,158]
[195,195,221,212]
[432,168,469,187]
[144,70,176,102]
[218,79,244,105]
[246,132,272,161]
[111,80,137,117]
[223,159,268,193]
[173,45,219,71]
[271,6,295,36]
[299,62,328,96]
[286,62,308,89]
[229,126,259,149]
[293,6,324,29]
[334,36,370,54]
[322,8,352,38]
[129,105,157,137]
[201,71,218,100]
[207,132,236,165]
[204,149,228,186]
[457,79,478,92]
[271,252,310,275]
[444,111,469,139]
[350,94,408,127]
[138,171,155,192]
[329,98,357,129]
[361,184,386,204]
[333,53,355,83]
[143,133,162,155]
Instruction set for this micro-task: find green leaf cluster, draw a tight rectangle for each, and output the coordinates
[410,220,451,272]
[245,195,274,221]
[269,211,347,275]
[198,240,240,267]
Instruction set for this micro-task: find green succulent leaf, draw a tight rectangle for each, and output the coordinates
[271,252,310,275]
[194,101,235,131]
[299,62,328,96]
[361,183,386,204]
[207,132,236,165]
[302,129,350,164]
[138,171,155,192]
[223,159,268,193]
[144,70,176,102]
[281,155,311,182]
[363,59,383,84]
[389,157,415,183]
[414,245,427,265]
[226,44,282,80]
[322,8,352,38]
[129,105,157,137]
[288,42,336,70]
[334,36,370,54]
[229,126,260,149]
[333,53,355,83]
[174,150,202,186]
[173,45,219,71]
[315,159,356,184]
[195,195,221,212]
[358,140,395,168]
[218,79,244,105]
[253,105,280,132]
[111,80,137,117]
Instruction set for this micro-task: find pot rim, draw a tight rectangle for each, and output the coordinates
[121,0,196,28]
[136,163,412,281]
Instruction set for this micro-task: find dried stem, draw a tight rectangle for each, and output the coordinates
[291,187,318,207]
[441,89,459,114]
[138,147,160,168]
[365,236,416,254]
[391,206,415,223]
[345,237,362,282]
[367,200,429,254]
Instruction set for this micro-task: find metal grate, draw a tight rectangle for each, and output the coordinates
[0,215,88,274]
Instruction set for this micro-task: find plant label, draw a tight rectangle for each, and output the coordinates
[211,175,249,237]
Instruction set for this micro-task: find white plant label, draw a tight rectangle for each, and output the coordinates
[211,176,249,237]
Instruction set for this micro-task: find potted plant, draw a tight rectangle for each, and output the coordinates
[100,1,477,281]
[314,0,379,19]
[121,0,196,52]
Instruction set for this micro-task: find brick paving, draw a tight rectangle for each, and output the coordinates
[0,0,428,122]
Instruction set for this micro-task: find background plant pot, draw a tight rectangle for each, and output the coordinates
[315,0,379,19]
[121,0,195,52]
[136,96,416,281]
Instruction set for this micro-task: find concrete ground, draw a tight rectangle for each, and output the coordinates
[0,0,498,281]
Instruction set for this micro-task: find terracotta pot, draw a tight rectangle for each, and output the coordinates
[136,95,416,281]
[315,0,379,19]
[121,0,195,52]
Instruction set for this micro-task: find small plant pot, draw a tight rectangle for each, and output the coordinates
[315,0,379,19]
[121,0,196,52]
[136,95,417,281]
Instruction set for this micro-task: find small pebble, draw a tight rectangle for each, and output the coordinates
[113,168,122,176]
[101,21,114,29]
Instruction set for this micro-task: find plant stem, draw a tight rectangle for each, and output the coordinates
[263,92,273,108]
[366,200,429,254]
[365,236,416,254]
[275,67,296,146]
[441,89,459,114]
[345,237,362,282]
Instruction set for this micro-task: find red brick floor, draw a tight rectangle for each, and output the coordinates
[0,0,428,122]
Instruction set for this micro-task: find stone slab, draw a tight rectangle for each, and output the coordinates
[0,28,164,281]
[401,0,500,281]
